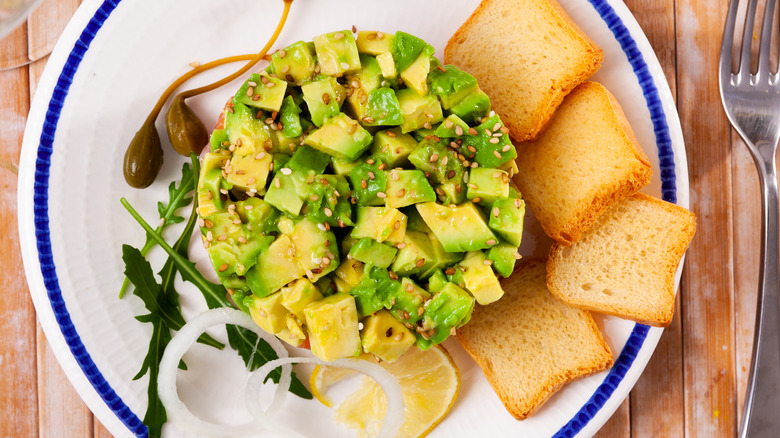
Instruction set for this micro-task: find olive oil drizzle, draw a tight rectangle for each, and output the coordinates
[123,0,293,188]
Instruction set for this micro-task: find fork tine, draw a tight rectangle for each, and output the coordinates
[721,0,742,80]
[757,0,777,79]
[740,0,760,76]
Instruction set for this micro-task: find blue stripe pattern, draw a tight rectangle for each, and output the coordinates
[30,0,678,437]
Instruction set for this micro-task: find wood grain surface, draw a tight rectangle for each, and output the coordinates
[0,0,765,436]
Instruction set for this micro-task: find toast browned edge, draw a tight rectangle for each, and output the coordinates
[444,0,604,143]
[456,259,614,420]
[546,193,697,327]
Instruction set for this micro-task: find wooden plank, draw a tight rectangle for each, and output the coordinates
[676,0,737,436]
[0,63,38,438]
[26,0,81,61]
[0,21,28,69]
[621,1,685,437]
[93,419,114,438]
[596,399,630,437]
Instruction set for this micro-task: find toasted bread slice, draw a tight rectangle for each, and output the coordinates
[513,81,652,245]
[456,259,613,420]
[547,193,696,327]
[444,0,603,142]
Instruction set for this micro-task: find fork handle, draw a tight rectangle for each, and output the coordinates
[740,154,780,438]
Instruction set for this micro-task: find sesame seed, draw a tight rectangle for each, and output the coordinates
[334,32,345,40]
[238,236,247,244]
[235,169,246,175]
[406,283,415,293]
[340,62,350,70]
[493,122,501,132]
[385,327,393,337]
[468,127,477,135]
[219,264,228,272]
[274,178,281,188]
[388,271,398,280]
[244,205,254,210]
[472,197,482,203]
[493,132,503,137]
[515,198,522,208]
[322,93,330,104]
[246,86,254,97]
[489,137,500,144]
[468,183,477,189]
[309,194,320,201]
[322,257,331,266]
[394,333,404,341]
[445,267,456,275]
[429,154,439,163]
[376,192,387,198]
[324,207,333,217]
[266,81,276,88]
[396,242,407,249]
[436,188,445,196]
[378,163,386,170]
[455,125,464,136]
[450,327,457,336]
[232,219,241,225]
[423,122,432,129]
[483,259,493,266]
[280,167,292,175]
[486,239,497,246]
[447,170,456,179]
[493,150,502,158]
[444,119,453,129]
[391,171,399,181]
[441,156,449,166]
[376,31,384,38]
[360,179,367,189]
[467,145,476,153]
[502,144,511,152]
[265,117,275,125]
[363,116,375,123]
[348,124,357,134]
[396,189,406,197]
[493,207,500,217]
[417,306,425,316]
[317,223,327,231]
[415,258,425,268]
[255,152,266,160]
[471,162,478,168]
[368,171,375,180]
[493,171,502,178]
[463,173,469,183]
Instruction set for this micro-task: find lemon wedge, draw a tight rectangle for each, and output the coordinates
[310,346,459,438]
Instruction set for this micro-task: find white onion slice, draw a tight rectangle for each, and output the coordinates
[247,357,405,438]
[157,307,292,437]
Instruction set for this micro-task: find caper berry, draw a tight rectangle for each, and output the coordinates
[123,119,164,188]
[166,95,209,156]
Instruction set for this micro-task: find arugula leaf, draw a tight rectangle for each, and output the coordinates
[119,162,194,298]
[136,313,168,438]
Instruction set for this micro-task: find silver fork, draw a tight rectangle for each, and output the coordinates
[720,0,780,436]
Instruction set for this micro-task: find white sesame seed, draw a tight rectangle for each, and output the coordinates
[502,144,511,152]
[376,192,387,198]
[454,125,463,136]
[280,167,292,175]
[340,62,350,70]
[489,137,500,144]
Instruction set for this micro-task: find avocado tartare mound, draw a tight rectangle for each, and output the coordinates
[197,30,526,363]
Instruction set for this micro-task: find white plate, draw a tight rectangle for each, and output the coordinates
[18,0,688,437]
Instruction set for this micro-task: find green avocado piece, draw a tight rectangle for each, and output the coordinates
[279,95,303,138]
[349,266,400,317]
[434,114,470,139]
[348,160,388,206]
[427,269,448,294]
[392,31,428,74]
[305,113,373,161]
[234,72,288,112]
[304,174,354,228]
[304,294,362,361]
[345,54,383,120]
[486,241,519,278]
[402,206,432,234]
[466,167,510,206]
[447,251,504,305]
[313,30,361,76]
[348,238,398,268]
[209,128,230,152]
[280,278,323,321]
[361,309,416,362]
[376,52,397,79]
[351,206,407,244]
[448,89,491,125]
[369,128,417,167]
[428,65,479,110]
[315,276,337,297]
[361,87,404,126]
[390,230,437,278]
[301,77,345,127]
[264,146,330,216]
[225,101,274,154]
[421,232,464,278]
[245,234,305,297]
[399,45,434,96]
[284,217,340,282]
[415,202,497,252]
[197,152,230,217]
[416,282,474,350]
[488,195,525,247]
[246,291,288,335]
[331,156,361,176]
[356,30,394,55]
[386,277,431,325]
[334,258,365,290]
[459,113,517,168]
[436,179,467,205]
[236,197,279,234]
[408,137,464,186]
[384,169,436,208]
[396,88,443,133]
[271,40,317,84]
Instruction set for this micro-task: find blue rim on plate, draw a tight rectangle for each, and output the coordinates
[31,0,676,436]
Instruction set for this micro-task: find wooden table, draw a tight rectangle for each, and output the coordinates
[0,0,757,436]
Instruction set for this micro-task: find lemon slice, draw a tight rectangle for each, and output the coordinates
[311,346,459,438]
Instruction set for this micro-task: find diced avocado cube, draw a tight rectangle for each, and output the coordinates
[427,269,448,294]
[304,174,354,228]
[466,167,509,206]
[428,65,479,110]
[264,147,330,216]
[384,169,436,208]
[281,278,323,321]
[348,238,398,268]
[279,95,303,138]
[226,151,273,195]
[390,230,437,277]
[361,87,404,126]
[234,72,287,112]
[448,251,504,305]
[236,197,279,234]
[392,31,429,74]
[315,276,337,297]
[408,137,464,185]
[376,52,397,79]
[287,218,339,282]
[356,31,394,55]
[210,128,230,152]
[400,45,434,96]
[283,314,307,347]
[369,128,417,167]
[387,277,431,325]
[197,152,230,217]
[269,129,300,156]
[449,88,491,125]
[246,235,305,297]
[421,232,464,278]
[436,179,466,205]
[416,202,497,252]
[498,156,519,178]
[434,114,470,138]
[304,294,362,361]
[345,54,383,120]
[273,152,291,170]
[487,241,519,278]
[351,206,407,243]
[402,206,432,233]
[348,161,388,206]
[332,156,361,176]
[397,88,443,133]
[460,113,517,168]
[246,291,288,335]
[361,310,415,362]
[203,212,273,278]
[305,113,373,161]
[349,266,400,317]
[416,282,474,350]
[225,102,274,156]
[488,196,525,247]
[271,41,317,84]
[340,235,359,257]
[334,259,366,290]
[302,77,345,127]
[313,30,361,76]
